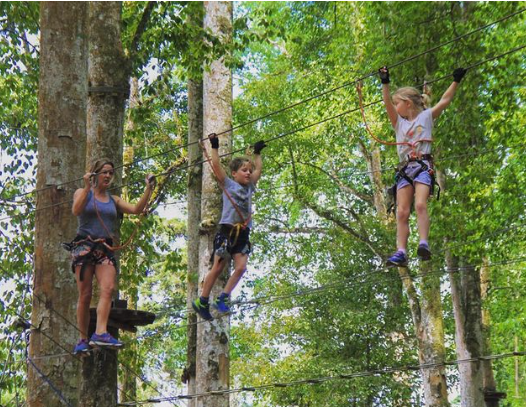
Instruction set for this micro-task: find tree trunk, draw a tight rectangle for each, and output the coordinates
[480,260,500,407]
[28,3,88,406]
[399,262,450,406]
[447,252,485,407]
[80,2,128,406]
[195,2,232,406]
[184,76,203,405]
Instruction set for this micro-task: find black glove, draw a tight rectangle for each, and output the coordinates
[146,175,157,187]
[209,133,219,149]
[378,66,390,84]
[453,67,466,83]
[253,140,267,155]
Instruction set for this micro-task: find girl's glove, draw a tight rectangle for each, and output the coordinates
[378,67,390,84]
[453,67,467,83]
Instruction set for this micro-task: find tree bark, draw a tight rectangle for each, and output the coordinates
[447,253,485,407]
[28,3,88,406]
[184,76,203,405]
[195,2,232,406]
[80,2,128,406]
[399,262,450,406]
[480,260,500,407]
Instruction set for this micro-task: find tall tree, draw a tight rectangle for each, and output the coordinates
[196,2,233,406]
[183,3,204,400]
[79,2,128,406]
[28,2,88,406]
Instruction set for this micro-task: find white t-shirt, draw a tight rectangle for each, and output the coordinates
[219,177,255,228]
[394,108,433,161]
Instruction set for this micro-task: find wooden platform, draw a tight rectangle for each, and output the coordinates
[89,299,156,333]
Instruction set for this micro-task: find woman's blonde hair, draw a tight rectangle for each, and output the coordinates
[393,87,431,112]
[89,158,114,174]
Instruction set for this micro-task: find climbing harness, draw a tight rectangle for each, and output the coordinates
[62,235,117,281]
[356,82,440,214]
[199,136,252,231]
[386,154,441,214]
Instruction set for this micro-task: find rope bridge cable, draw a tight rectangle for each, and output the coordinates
[2,7,524,205]
[2,40,526,222]
[4,255,526,368]
[26,356,74,407]
[9,312,166,407]
[133,253,526,343]
[20,297,182,407]
[115,350,526,404]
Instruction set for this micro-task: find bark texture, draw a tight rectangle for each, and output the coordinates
[184,77,203,406]
[28,3,88,406]
[447,253,485,407]
[399,262,450,406]
[196,2,233,406]
[79,3,127,406]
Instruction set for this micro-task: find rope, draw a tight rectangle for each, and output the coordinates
[2,7,524,205]
[116,350,526,404]
[27,357,74,407]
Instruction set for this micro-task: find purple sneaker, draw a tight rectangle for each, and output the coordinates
[213,296,231,314]
[73,339,90,355]
[386,251,408,268]
[192,298,213,321]
[417,243,432,261]
[89,332,123,348]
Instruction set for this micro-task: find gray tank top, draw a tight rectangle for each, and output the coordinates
[77,190,118,239]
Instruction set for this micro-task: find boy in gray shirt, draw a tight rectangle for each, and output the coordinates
[192,134,266,320]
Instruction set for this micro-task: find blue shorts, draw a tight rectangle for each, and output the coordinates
[397,161,432,191]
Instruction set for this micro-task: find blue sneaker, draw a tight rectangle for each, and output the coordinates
[213,295,231,314]
[192,298,213,321]
[89,332,123,348]
[417,243,432,261]
[386,251,408,268]
[73,339,90,355]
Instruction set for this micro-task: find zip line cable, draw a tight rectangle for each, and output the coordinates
[1,7,524,204]
[9,311,176,407]
[2,37,525,225]
[116,350,526,404]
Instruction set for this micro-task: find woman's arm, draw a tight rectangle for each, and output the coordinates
[72,173,92,216]
[114,176,155,215]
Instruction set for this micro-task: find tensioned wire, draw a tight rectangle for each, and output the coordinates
[4,234,526,366]
[1,41,525,225]
[116,350,526,404]
[16,222,526,348]
[7,310,180,407]
[1,7,524,203]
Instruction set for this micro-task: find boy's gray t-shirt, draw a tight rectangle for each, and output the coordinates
[220,177,255,229]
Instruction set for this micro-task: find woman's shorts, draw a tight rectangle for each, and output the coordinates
[213,225,251,259]
[69,239,116,271]
[397,161,432,191]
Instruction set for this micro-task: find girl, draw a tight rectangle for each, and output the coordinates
[71,158,154,353]
[192,134,266,320]
[380,66,466,267]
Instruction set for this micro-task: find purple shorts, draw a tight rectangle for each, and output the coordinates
[397,161,432,191]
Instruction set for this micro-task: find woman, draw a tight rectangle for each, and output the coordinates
[71,158,154,354]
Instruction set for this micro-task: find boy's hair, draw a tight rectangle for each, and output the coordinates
[89,158,115,174]
[229,156,253,173]
[393,87,431,111]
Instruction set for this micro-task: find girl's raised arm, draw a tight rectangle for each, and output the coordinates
[379,67,398,128]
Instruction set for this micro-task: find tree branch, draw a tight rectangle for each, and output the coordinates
[128,1,156,66]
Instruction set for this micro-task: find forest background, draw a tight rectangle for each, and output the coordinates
[1,1,525,406]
